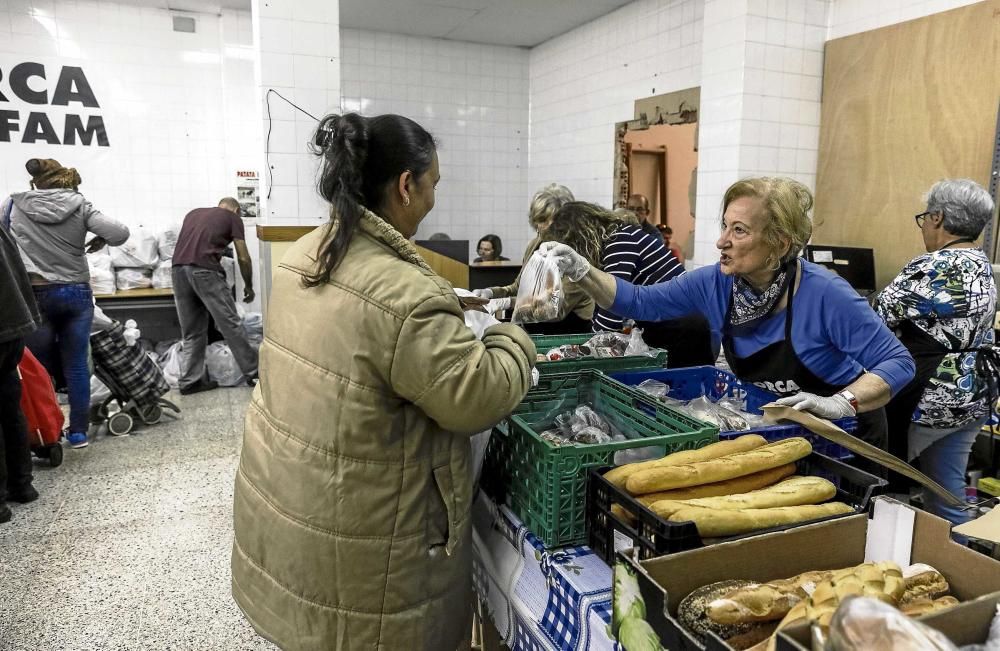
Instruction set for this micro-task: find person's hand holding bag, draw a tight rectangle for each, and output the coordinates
[537,241,591,281]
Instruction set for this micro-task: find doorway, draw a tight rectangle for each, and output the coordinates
[614,88,699,262]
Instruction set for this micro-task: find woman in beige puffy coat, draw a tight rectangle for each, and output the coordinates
[231,113,536,651]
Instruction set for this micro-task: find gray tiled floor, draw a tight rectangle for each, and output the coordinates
[0,386,277,651]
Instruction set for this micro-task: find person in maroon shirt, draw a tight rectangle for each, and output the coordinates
[171,197,258,394]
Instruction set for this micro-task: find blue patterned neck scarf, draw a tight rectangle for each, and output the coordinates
[729,261,794,330]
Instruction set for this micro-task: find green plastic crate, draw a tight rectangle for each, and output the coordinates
[529,333,668,375]
[481,370,718,548]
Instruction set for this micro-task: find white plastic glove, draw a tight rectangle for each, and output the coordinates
[472,288,493,300]
[537,241,591,282]
[775,391,856,419]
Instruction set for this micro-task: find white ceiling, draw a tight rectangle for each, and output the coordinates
[338,0,635,47]
[135,0,635,48]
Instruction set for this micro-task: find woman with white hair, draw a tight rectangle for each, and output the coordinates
[476,183,595,333]
[875,178,998,526]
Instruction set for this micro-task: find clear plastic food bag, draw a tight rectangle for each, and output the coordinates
[512,251,562,324]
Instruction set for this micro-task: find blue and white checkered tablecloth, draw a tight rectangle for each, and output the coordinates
[471,492,620,651]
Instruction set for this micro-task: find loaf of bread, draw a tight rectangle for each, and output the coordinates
[649,476,836,519]
[677,580,762,643]
[900,595,959,617]
[634,465,797,507]
[604,434,768,487]
[707,569,837,625]
[762,562,905,651]
[625,438,812,495]
[668,502,854,538]
[610,465,798,525]
[901,564,950,604]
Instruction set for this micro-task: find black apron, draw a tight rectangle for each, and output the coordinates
[721,263,888,477]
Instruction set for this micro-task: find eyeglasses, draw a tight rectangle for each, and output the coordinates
[914,211,932,227]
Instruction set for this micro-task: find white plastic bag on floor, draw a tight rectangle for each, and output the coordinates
[152,260,172,289]
[156,226,179,261]
[243,311,264,350]
[110,228,158,269]
[158,341,183,389]
[90,375,111,403]
[206,341,244,386]
[115,267,152,290]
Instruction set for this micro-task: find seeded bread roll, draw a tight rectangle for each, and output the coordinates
[900,564,950,604]
[649,476,836,519]
[678,580,761,644]
[625,438,812,495]
[604,435,768,488]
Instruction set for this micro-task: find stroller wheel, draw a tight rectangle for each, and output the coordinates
[140,404,163,425]
[48,444,63,467]
[33,446,51,460]
[108,412,134,437]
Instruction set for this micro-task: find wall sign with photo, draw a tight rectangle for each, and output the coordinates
[235,170,259,221]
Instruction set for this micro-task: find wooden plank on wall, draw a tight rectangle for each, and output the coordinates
[814,0,1000,288]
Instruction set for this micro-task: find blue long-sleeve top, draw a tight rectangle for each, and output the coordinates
[611,260,916,395]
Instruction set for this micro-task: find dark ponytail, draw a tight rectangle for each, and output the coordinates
[303,113,436,287]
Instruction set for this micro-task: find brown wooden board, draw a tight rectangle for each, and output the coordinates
[813,1,1000,289]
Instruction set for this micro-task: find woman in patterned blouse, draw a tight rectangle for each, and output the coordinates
[875,179,997,527]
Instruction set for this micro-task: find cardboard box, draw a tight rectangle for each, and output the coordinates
[775,592,1000,650]
[624,498,1000,651]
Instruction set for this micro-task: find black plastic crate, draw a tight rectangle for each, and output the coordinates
[587,452,888,563]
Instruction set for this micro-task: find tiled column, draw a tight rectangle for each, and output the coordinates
[692,0,830,266]
[251,0,340,226]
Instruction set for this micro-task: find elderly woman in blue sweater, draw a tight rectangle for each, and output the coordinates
[542,177,915,472]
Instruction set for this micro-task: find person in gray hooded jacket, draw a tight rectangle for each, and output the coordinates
[2,158,129,449]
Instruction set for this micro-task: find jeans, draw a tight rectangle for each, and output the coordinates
[25,283,93,434]
[172,265,258,389]
[909,416,986,527]
[0,338,33,503]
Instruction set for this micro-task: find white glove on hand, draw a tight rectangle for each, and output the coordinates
[537,241,591,282]
[775,391,856,419]
[472,288,493,300]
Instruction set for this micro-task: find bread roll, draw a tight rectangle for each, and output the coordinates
[635,465,797,506]
[677,580,760,644]
[609,465,797,525]
[901,564,950,604]
[707,570,836,625]
[625,438,812,495]
[668,502,854,538]
[649,476,836,518]
[603,434,768,488]
[900,595,959,617]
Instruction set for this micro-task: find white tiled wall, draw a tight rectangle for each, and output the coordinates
[252,0,340,226]
[828,0,982,40]
[0,1,260,234]
[528,0,703,209]
[340,29,531,261]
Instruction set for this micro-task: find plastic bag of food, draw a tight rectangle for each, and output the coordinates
[572,425,612,444]
[685,396,750,431]
[88,251,116,295]
[158,341,183,389]
[156,225,179,261]
[115,267,153,290]
[637,379,668,398]
[512,251,562,324]
[152,260,172,289]
[90,375,111,404]
[623,328,654,357]
[545,344,589,361]
[205,341,244,386]
[585,332,630,357]
[110,228,158,269]
[829,596,958,651]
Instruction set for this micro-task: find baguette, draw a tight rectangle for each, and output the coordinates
[668,502,854,538]
[649,476,836,519]
[635,465,797,506]
[611,465,797,525]
[604,434,768,487]
[625,438,812,495]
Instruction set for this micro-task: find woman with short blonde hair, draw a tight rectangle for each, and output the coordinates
[541,177,915,473]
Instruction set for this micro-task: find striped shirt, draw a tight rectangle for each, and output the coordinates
[593,224,684,332]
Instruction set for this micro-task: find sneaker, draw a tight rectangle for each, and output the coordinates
[9,485,38,504]
[0,504,10,524]
[66,431,89,448]
[180,378,218,395]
